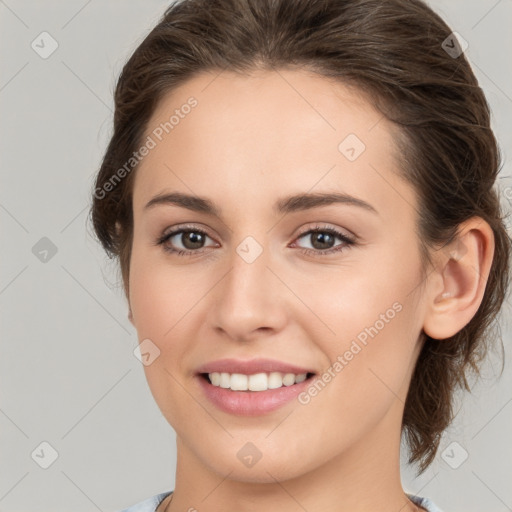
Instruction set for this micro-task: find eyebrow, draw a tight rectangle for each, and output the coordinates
[144,191,379,217]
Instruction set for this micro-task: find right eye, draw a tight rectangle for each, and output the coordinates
[156,226,218,256]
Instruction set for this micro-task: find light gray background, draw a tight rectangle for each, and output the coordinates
[1,1,511,511]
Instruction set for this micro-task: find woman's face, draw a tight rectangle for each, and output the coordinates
[128,69,429,483]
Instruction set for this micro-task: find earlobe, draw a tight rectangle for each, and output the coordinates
[422,217,495,340]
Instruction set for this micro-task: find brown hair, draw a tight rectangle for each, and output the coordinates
[89,0,511,475]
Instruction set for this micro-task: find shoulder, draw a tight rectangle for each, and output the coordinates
[406,492,445,512]
[119,490,174,512]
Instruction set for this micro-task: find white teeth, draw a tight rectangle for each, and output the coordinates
[282,373,295,386]
[230,373,248,391]
[268,371,283,389]
[207,371,309,391]
[295,373,307,383]
[248,372,267,391]
[219,372,230,388]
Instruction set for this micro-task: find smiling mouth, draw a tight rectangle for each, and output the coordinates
[199,371,316,392]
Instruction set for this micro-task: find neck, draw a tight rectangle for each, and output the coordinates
[165,401,424,512]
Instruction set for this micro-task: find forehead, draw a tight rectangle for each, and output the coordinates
[132,68,416,224]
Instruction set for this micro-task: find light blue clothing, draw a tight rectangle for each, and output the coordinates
[119,490,172,512]
[119,490,444,511]
[407,493,444,512]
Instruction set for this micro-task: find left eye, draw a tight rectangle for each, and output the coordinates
[292,227,355,256]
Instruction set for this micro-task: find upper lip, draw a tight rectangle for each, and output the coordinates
[196,358,316,375]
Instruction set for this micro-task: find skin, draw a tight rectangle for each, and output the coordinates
[126,68,494,512]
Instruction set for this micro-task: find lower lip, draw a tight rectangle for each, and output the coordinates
[197,374,315,416]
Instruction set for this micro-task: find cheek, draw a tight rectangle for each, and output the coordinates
[299,245,422,399]
[128,246,209,383]
[129,245,185,334]
[129,248,195,420]
[297,247,418,348]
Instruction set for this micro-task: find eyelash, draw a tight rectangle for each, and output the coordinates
[155,223,356,258]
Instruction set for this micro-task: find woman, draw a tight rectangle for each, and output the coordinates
[90,0,511,510]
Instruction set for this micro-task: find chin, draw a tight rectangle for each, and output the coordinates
[194,439,316,484]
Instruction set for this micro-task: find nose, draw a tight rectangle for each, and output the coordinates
[209,238,288,342]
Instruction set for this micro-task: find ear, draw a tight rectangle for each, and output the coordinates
[422,217,495,340]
